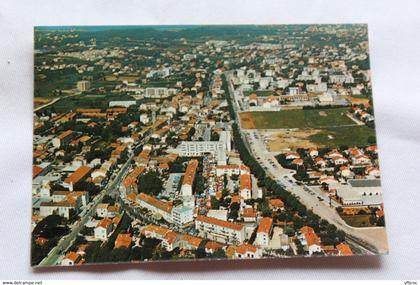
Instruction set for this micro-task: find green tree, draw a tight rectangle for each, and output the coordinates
[137,171,163,195]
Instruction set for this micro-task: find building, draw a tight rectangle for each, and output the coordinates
[94,218,113,241]
[226,243,262,259]
[39,200,76,219]
[255,217,273,246]
[215,164,250,177]
[114,233,132,249]
[61,251,83,266]
[335,179,382,206]
[298,226,321,255]
[180,159,199,197]
[336,243,353,256]
[136,193,173,223]
[269,199,285,211]
[63,166,92,189]
[77,80,91,92]
[171,206,194,227]
[195,215,245,244]
[177,141,224,157]
[239,174,252,200]
[175,130,230,162]
[145,87,177,98]
[109,101,137,108]
[51,130,74,148]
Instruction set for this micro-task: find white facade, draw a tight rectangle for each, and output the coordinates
[195,216,245,244]
[77,80,90,92]
[171,206,194,226]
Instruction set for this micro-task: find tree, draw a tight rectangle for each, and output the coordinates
[195,248,207,259]
[211,196,221,209]
[33,215,68,239]
[111,247,131,262]
[137,171,163,196]
[210,249,227,259]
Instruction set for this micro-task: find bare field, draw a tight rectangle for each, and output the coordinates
[34,97,53,108]
[239,112,256,129]
[262,129,321,152]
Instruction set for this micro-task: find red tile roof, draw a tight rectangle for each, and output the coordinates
[257,217,273,234]
[64,166,92,184]
[336,243,353,256]
[182,159,199,186]
[114,233,132,249]
[33,165,44,178]
[196,215,244,231]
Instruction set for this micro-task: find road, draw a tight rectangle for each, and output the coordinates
[34,91,82,112]
[39,147,141,266]
[224,72,388,255]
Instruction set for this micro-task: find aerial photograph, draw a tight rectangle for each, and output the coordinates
[32,24,388,267]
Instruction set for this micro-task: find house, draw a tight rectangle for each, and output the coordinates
[239,174,252,200]
[141,224,171,240]
[309,148,318,158]
[162,231,180,252]
[352,155,371,166]
[61,251,83,266]
[269,199,285,211]
[94,218,113,241]
[241,208,257,222]
[255,217,273,246]
[63,166,92,189]
[336,243,353,256]
[339,166,353,178]
[178,234,203,251]
[314,157,327,168]
[226,243,261,259]
[204,241,225,254]
[96,203,110,218]
[298,226,322,255]
[332,156,348,166]
[39,200,77,219]
[114,233,132,249]
[291,158,304,166]
[286,152,300,160]
[366,166,380,178]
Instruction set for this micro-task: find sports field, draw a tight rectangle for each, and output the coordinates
[240,108,355,129]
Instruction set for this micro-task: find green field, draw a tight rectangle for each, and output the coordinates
[309,125,376,148]
[250,108,355,129]
[40,94,136,113]
[243,90,275,97]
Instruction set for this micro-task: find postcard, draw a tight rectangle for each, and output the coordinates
[32,24,388,267]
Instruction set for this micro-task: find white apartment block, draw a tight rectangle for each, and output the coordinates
[195,215,245,245]
[171,206,194,227]
[145,87,177,98]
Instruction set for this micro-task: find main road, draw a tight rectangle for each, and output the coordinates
[38,138,149,266]
[224,72,388,255]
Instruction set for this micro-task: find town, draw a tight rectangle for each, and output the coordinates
[32,25,387,267]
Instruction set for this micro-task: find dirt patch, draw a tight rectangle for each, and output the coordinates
[239,112,256,129]
[34,97,53,108]
[319,111,327,117]
[262,129,320,152]
[345,96,370,107]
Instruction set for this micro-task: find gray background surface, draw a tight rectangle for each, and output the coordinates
[0,0,419,279]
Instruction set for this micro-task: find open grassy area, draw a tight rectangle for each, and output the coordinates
[247,108,355,129]
[243,90,275,97]
[41,94,136,113]
[308,125,377,148]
